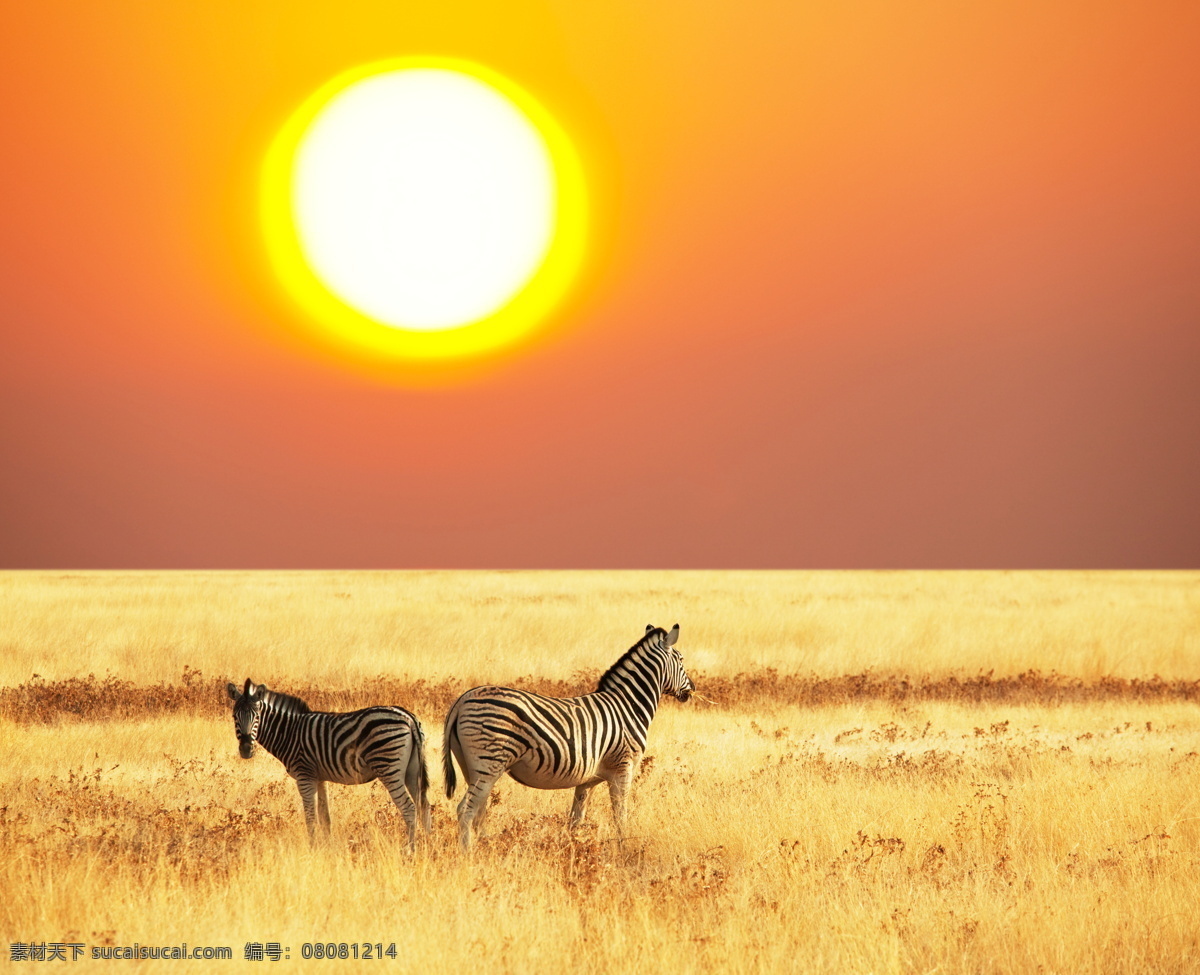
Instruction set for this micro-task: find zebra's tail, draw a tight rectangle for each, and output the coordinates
[442,703,459,800]
[410,716,432,832]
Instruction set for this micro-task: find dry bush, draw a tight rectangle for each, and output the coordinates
[4,668,1197,727]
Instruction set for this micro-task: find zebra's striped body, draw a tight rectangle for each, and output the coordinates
[443,624,694,849]
[226,679,431,848]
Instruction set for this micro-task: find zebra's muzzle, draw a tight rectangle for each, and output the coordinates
[676,689,692,702]
[238,739,256,759]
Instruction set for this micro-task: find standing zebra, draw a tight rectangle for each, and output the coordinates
[443,624,694,849]
[226,679,431,849]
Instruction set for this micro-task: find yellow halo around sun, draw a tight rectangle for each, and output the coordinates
[261,57,587,363]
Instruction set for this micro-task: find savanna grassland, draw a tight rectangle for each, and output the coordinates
[1,571,1198,974]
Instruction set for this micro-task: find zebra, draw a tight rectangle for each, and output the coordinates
[225,679,431,849]
[442,624,694,850]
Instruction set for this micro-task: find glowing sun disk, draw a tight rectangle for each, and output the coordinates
[261,58,587,363]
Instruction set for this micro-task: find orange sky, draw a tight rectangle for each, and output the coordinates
[1,1,1197,566]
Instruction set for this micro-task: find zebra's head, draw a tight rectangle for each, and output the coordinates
[648,623,695,702]
[226,678,266,759]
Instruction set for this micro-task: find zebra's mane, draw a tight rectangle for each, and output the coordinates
[260,687,312,715]
[597,629,665,693]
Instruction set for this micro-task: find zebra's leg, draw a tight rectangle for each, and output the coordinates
[375,766,419,851]
[569,782,601,828]
[606,760,638,848]
[470,773,512,837]
[315,780,332,836]
[451,732,524,851]
[295,776,320,844]
[471,785,493,835]
[456,769,505,851]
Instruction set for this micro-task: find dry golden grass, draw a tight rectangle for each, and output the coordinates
[1,570,1198,973]
[2,570,1197,686]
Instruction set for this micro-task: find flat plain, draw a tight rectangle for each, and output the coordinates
[1,570,1197,973]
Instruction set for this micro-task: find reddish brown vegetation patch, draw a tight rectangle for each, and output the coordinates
[697,669,1200,708]
[0,668,592,725]
[1,666,1197,725]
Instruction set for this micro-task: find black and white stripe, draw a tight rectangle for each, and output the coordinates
[442,624,694,849]
[226,679,431,848]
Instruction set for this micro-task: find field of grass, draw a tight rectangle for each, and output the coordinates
[1,571,1198,973]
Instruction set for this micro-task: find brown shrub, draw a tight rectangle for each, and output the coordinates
[1,667,1197,725]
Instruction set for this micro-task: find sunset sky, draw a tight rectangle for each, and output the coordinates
[1,1,1197,568]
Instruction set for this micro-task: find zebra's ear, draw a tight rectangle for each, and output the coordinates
[646,624,655,633]
[226,682,240,702]
[665,624,680,646]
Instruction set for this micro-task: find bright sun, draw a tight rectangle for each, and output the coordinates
[261,58,586,363]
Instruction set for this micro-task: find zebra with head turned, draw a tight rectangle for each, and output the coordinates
[226,679,431,849]
[443,624,694,850]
